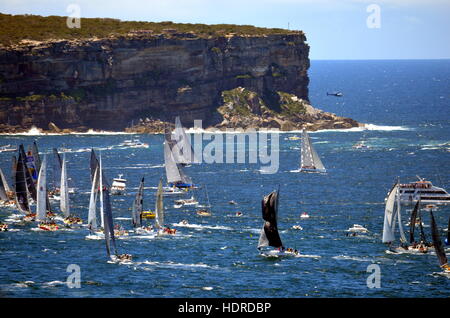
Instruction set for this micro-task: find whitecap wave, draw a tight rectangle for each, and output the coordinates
[332,255,374,262]
[172,222,233,231]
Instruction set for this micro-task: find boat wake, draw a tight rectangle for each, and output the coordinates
[172,222,233,231]
[138,260,219,270]
[332,255,374,262]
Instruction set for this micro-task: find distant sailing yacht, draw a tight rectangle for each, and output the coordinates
[299,129,326,173]
[164,140,195,190]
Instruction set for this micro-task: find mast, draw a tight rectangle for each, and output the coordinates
[60,154,70,218]
[430,209,448,267]
[132,177,144,228]
[155,178,164,229]
[258,189,283,249]
[35,156,48,222]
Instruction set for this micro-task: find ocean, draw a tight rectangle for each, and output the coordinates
[0,59,449,297]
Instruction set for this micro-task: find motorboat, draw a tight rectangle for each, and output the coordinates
[111,174,126,195]
[397,177,450,205]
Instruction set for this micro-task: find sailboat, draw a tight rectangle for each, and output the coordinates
[164,140,194,191]
[99,155,132,263]
[15,147,34,220]
[429,209,450,273]
[19,144,37,202]
[61,154,82,226]
[155,178,176,235]
[382,182,408,252]
[196,185,211,216]
[407,200,429,253]
[257,188,299,257]
[299,129,326,173]
[168,116,198,166]
[35,156,58,231]
[132,177,155,233]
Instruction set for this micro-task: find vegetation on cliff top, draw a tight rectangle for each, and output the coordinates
[0,13,302,47]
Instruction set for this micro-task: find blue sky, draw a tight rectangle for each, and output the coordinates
[1,0,449,59]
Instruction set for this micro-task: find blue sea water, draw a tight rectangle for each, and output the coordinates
[0,60,449,298]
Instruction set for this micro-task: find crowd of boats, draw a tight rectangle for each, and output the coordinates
[0,116,449,274]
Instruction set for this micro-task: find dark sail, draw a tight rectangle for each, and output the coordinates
[31,141,41,174]
[19,145,37,201]
[259,190,283,249]
[53,148,62,169]
[430,210,448,267]
[15,149,30,213]
[132,177,144,228]
[103,189,118,257]
[447,215,450,245]
[418,209,427,243]
[409,200,420,243]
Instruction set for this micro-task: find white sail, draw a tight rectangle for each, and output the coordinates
[382,184,398,243]
[88,166,99,231]
[300,129,326,173]
[35,156,48,222]
[257,224,269,249]
[99,154,104,228]
[60,154,70,218]
[171,116,197,164]
[155,179,164,229]
[164,141,182,184]
[0,168,11,193]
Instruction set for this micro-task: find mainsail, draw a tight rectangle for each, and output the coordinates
[258,189,283,249]
[169,116,197,164]
[164,141,192,186]
[300,130,326,173]
[60,154,70,218]
[0,168,9,201]
[14,149,31,214]
[0,167,11,195]
[31,141,41,174]
[103,184,118,258]
[35,156,48,222]
[382,184,398,243]
[154,179,164,229]
[132,177,144,228]
[430,210,448,267]
[87,166,99,231]
[19,145,37,201]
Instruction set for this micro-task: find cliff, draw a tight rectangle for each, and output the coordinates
[0,14,358,133]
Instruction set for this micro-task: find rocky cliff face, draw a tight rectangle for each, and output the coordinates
[0,29,360,133]
[0,31,316,132]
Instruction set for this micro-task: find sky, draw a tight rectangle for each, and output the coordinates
[1,0,449,59]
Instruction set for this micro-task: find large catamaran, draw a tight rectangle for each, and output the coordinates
[299,129,326,173]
